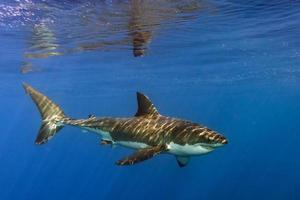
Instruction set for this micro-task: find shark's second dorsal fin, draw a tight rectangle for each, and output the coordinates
[135,92,159,117]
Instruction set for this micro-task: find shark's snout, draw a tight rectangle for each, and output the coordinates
[211,134,228,146]
[221,139,228,144]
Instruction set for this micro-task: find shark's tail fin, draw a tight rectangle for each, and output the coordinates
[23,83,67,145]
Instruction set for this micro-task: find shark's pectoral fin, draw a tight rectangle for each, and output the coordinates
[176,156,190,167]
[116,144,167,166]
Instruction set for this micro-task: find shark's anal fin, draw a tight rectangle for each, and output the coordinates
[100,139,113,145]
[176,156,190,167]
[116,144,167,166]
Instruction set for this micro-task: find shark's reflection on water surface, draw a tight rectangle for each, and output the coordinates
[16,0,215,73]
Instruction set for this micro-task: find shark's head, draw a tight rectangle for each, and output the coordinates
[168,127,228,156]
[190,127,228,149]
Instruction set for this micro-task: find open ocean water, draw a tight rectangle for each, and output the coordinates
[1,0,300,199]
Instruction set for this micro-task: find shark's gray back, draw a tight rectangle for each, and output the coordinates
[111,115,224,146]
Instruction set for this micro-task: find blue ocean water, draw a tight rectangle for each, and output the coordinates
[1,0,300,199]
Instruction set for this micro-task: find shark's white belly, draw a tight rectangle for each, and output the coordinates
[167,142,214,156]
[118,141,149,149]
[85,128,149,149]
[85,128,214,156]
[85,128,113,141]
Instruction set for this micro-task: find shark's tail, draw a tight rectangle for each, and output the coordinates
[23,83,67,145]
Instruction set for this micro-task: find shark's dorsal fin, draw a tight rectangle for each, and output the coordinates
[135,92,159,117]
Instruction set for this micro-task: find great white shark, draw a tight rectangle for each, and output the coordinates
[23,83,228,167]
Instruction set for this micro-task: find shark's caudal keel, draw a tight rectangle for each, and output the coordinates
[23,83,228,167]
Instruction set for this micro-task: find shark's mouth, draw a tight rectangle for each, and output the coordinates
[197,143,215,151]
[202,146,214,151]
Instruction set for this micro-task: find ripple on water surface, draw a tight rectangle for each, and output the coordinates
[0,0,300,87]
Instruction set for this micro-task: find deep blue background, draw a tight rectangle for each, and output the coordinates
[1,0,300,199]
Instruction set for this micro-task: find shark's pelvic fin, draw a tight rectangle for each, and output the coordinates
[135,92,159,117]
[100,139,113,145]
[116,144,167,166]
[23,83,67,145]
[176,156,190,167]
